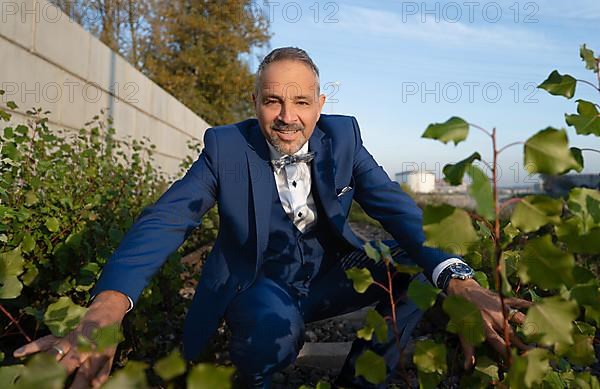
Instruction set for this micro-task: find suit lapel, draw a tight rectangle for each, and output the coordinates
[245,123,274,271]
[309,125,348,238]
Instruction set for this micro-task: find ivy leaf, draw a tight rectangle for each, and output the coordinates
[102,361,148,389]
[538,70,577,98]
[154,349,186,381]
[422,117,469,146]
[473,271,489,289]
[567,188,600,227]
[467,165,494,220]
[0,365,24,387]
[355,350,386,385]
[556,217,600,254]
[407,279,440,310]
[442,152,481,185]
[423,204,478,256]
[0,248,25,299]
[357,309,388,343]
[518,235,575,289]
[363,242,381,263]
[393,263,423,275]
[505,348,553,388]
[6,101,18,110]
[510,195,563,233]
[21,233,35,253]
[565,100,600,136]
[523,296,578,347]
[413,339,447,375]
[443,295,485,346]
[556,322,597,366]
[524,127,580,175]
[13,354,66,389]
[345,267,374,293]
[473,356,499,384]
[43,296,88,337]
[45,217,60,232]
[580,44,598,72]
[187,363,235,389]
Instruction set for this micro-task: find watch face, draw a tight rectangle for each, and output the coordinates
[451,263,473,277]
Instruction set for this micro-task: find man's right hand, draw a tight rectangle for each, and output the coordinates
[13,290,131,389]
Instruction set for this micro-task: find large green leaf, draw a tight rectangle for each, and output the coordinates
[556,322,597,366]
[556,217,600,254]
[0,247,25,298]
[523,296,578,347]
[505,348,552,388]
[187,363,235,389]
[355,350,386,385]
[510,195,563,233]
[443,295,485,346]
[13,354,66,389]
[153,349,186,381]
[102,361,149,389]
[423,204,478,255]
[45,217,60,232]
[565,100,600,136]
[407,279,440,310]
[442,152,481,185]
[580,44,598,72]
[345,267,374,293]
[0,365,24,387]
[518,235,575,289]
[363,242,381,263]
[357,309,388,343]
[524,128,580,175]
[422,117,469,145]
[43,296,88,337]
[413,339,447,375]
[566,188,600,227]
[538,70,577,98]
[467,165,494,220]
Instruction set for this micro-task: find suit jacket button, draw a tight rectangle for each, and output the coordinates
[236,284,242,292]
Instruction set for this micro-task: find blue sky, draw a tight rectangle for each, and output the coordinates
[251,0,600,186]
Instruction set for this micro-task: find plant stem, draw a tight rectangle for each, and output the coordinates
[499,197,523,214]
[576,78,600,93]
[492,127,512,365]
[0,303,32,342]
[580,148,600,155]
[469,123,493,138]
[497,141,524,155]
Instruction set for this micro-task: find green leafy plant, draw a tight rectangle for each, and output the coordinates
[342,44,600,388]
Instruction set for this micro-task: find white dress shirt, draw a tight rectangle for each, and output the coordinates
[110,141,465,312]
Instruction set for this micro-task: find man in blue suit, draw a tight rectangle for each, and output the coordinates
[15,47,530,388]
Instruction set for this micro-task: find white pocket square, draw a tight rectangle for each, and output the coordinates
[337,186,353,197]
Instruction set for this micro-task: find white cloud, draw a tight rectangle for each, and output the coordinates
[338,4,556,51]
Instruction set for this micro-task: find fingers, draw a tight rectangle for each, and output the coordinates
[483,320,508,359]
[458,335,475,371]
[91,357,114,388]
[13,335,59,357]
[505,297,533,309]
[508,310,526,325]
[70,355,109,389]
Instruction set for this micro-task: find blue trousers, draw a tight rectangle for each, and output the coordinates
[224,240,425,388]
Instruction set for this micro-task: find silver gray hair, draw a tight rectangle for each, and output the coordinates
[254,47,320,96]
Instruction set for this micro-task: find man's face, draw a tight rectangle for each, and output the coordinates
[253,60,326,155]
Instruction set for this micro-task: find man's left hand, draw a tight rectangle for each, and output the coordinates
[446,278,533,369]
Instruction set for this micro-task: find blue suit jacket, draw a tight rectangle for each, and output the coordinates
[91,114,453,360]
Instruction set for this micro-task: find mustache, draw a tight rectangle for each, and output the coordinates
[271,122,304,132]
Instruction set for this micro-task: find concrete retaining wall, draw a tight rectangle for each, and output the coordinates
[0,0,210,177]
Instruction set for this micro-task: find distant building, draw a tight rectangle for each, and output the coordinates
[395,170,436,193]
[542,174,600,197]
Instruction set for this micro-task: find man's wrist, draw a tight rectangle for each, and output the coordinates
[446,277,479,295]
[91,290,132,317]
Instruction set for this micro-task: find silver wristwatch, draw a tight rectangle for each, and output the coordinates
[437,262,474,291]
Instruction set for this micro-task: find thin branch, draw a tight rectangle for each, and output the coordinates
[469,123,493,138]
[576,78,600,93]
[0,304,32,342]
[497,141,524,155]
[499,197,523,213]
[580,148,600,155]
